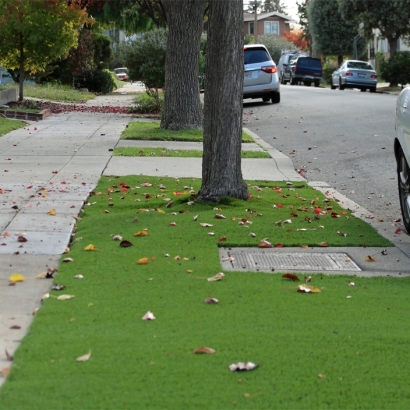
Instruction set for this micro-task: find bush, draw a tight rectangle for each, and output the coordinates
[380,51,410,87]
[132,91,164,114]
[74,69,116,94]
[257,34,298,63]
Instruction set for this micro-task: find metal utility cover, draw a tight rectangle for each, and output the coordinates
[220,249,361,272]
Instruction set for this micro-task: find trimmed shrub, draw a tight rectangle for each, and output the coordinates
[257,34,298,63]
[74,69,116,94]
[380,51,410,87]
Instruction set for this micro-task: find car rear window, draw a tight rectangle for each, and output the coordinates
[244,48,271,64]
[347,62,373,70]
[297,57,321,68]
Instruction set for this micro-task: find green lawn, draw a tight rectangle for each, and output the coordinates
[1,177,406,410]
[114,146,271,158]
[0,117,26,137]
[122,121,255,142]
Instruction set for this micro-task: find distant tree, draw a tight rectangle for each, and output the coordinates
[283,30,308,50]
[308,0,366,65]
[0,0,88,100]
[338,0,410,60]
[296,0,312,55]
[244,0,287,14]
[257,34,297,63]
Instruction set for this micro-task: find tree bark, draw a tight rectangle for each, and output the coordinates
[161,0,206,130]
[197,0,248,202]
[18,33,25,101]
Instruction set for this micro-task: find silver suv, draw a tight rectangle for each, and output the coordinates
[244,44,280,104]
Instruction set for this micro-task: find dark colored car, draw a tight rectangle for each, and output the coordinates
[287,56,322,87]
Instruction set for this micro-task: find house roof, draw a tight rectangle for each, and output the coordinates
[243,11,296,24]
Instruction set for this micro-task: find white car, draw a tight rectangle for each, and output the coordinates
[114,67,129,82]
[395,87,410,232]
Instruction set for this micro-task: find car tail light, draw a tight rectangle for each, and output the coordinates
[293,66,297,72]
[261,66,277,74]
[345,71,353,76]
[371,74,377,78]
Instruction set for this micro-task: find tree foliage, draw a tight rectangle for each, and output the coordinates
[308,0,366,64]
[0,0,88,100]
[379,51,410,88]
[283,30,308,51]
[244,0,287,14]
[257,34,297,63]
[338,0,410,60]
[296,0,312,54]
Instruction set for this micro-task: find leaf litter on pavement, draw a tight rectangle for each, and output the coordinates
[3,176,408,410]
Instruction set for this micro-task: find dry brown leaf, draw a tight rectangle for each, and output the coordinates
[207,272,225,282]
[76,351,91,362]
[134,230,148,236]
[318,373,326,379]
[5,349,13,361]
[204,298,219,304]
[215,214,226,219]
[258,240,273,248]
[305,276,312,283]
[282,273,300,281]
[120,240,133,248]
[318,241,329,247]
[2,368,10,378]
[137,257,149,265]
[47,209,56,216]
[218,236,227,242]
[194,347,216,354]
[365,255,376,262]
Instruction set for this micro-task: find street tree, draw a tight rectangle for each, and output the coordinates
[0,0,88,100]
[296,0,312,55]
[160,0,207,130]
[338,0,410,60]
[308,0,366,65]
[283,30,309,51]
[198,0,248,202]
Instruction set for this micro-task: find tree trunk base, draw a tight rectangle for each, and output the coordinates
[197,183,248,203]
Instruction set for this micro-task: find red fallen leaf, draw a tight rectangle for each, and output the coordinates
[10,325,21,329]
[277,203,283,208]
[282,273,300,281]
[218,236,227,242]
[314,207,322,214]
[169,222,177,226]
[331,212,340,218]
[121,187,128,192]
[120,240,133,247]
[248,194,253,199]
[290,212,298,217]
[275,243,284,248]
[145,194,152,199]
[119,181,126,185]
[395,228,402,234]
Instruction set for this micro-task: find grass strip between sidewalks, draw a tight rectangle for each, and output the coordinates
[113,146,271,159]
[122,121,255,142]
[2,178,408,410]
[0,117,26,137]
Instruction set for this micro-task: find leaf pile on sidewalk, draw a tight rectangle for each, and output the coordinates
[3,177,409,410]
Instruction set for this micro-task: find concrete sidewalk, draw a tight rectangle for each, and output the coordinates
[1,96,410,386]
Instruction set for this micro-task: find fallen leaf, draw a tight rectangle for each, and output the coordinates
[297,285,321,293]
[194,347,216,354]
[41,293,50,301]
[52,284,66,291]
[137,257,149,265]
[57,294,75,300]
[218,236,227,242]
[229,362,258,371]
[365,255,376,262]
[2,368,10,378]
[10,325,21,329]
[204,298,219,304]
[76,351,91,362]
[215,214,226,219]
[186,269,193,273]
[169,222,177,226]
[173,255,180,260]
[318,373,326,379]
[207,272,225,282]
[9,273,25,282]
[84,244,97,251]
[346,295,352,299]
[120,240,133,248]
[17,235,27,242]
[305,276,312,283]
[142,311,155,320]
[200,223,213,228]
[5,349,12,361]
[74,274,84,279]
[395,228,402,234]
[348,282,355,286]
[318,242,329,247]
[258,240,273,248]
[282,273,300,281]
[112,235,123,241]
[63,258,74,262]
[47,209,56,216]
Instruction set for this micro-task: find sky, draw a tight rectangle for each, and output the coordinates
[281,0,299,21]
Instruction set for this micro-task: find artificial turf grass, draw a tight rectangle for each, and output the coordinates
[0,117,26,137]
[0,177,400,410]
[122,121,255,142]
[113,146,271,159]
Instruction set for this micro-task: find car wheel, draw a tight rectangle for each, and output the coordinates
[360,88,366,92]
[330,79,336,90]
[339,78,345,90]
[314,81,320,88]
[370,87,376,93]
[398,146,410,233]
[271,92,280,104]
[290,73,296,85]
[305,82,311,87]
[262,96,270,102]
[280,74,285,85]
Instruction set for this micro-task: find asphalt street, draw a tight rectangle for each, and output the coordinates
[243,85,400,225]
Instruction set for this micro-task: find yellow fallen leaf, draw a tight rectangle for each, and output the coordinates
[186,269,193,273]
[297,285,321,293]
[157,209,165,214]
[9,274,24,282]
[134,230,148,236]
[137,257,149,265]
[84,244,97,251]
[76,351,91,362]
[47,209,56,215]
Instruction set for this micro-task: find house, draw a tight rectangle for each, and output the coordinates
[243,12,296,37]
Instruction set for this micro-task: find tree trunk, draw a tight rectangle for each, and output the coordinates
[18,33,25,101]
[197,0,248,202]
[388,36,398,87]
[338,54,343,66]
[161,0,206,130]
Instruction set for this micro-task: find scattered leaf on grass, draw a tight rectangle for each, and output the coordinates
[200,223,213,228]
[41,293,50,301]
[84,244,97,251]
[229,362,258,372]
[215,214,226,219]
[52,284,66,291]
[305,276,312,283]
[297,285,321,293]
[207,272,225,282]
[218,236,227,242]
[57,294,75,300]
[365,255,376,262]
[76,351,91,362]
[169,222,177,227]
[63,258,73,262]
[318,373,326,379]
[193,215,198,221]
[120,240,133,248]
[112,235,123,241]
[137,257,149,265]
[348,282,355,286]
[194,347,216,354]
[346,295,352,299]
[134,230,148,237]
[258,240,273,248]
[74,274,84,279]
[142,311,155,320]
[282,273,300,281]
[318,241,329,247]
[204,298,219,304]
[2,368,10,378]
[9,274,24,282]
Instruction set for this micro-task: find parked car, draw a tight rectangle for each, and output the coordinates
[331,60,377,92]
[395,87,410,233]
[286,56,322,87]
[277,50,308,85]
[243,44,280,104]
[114,67,129,82]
